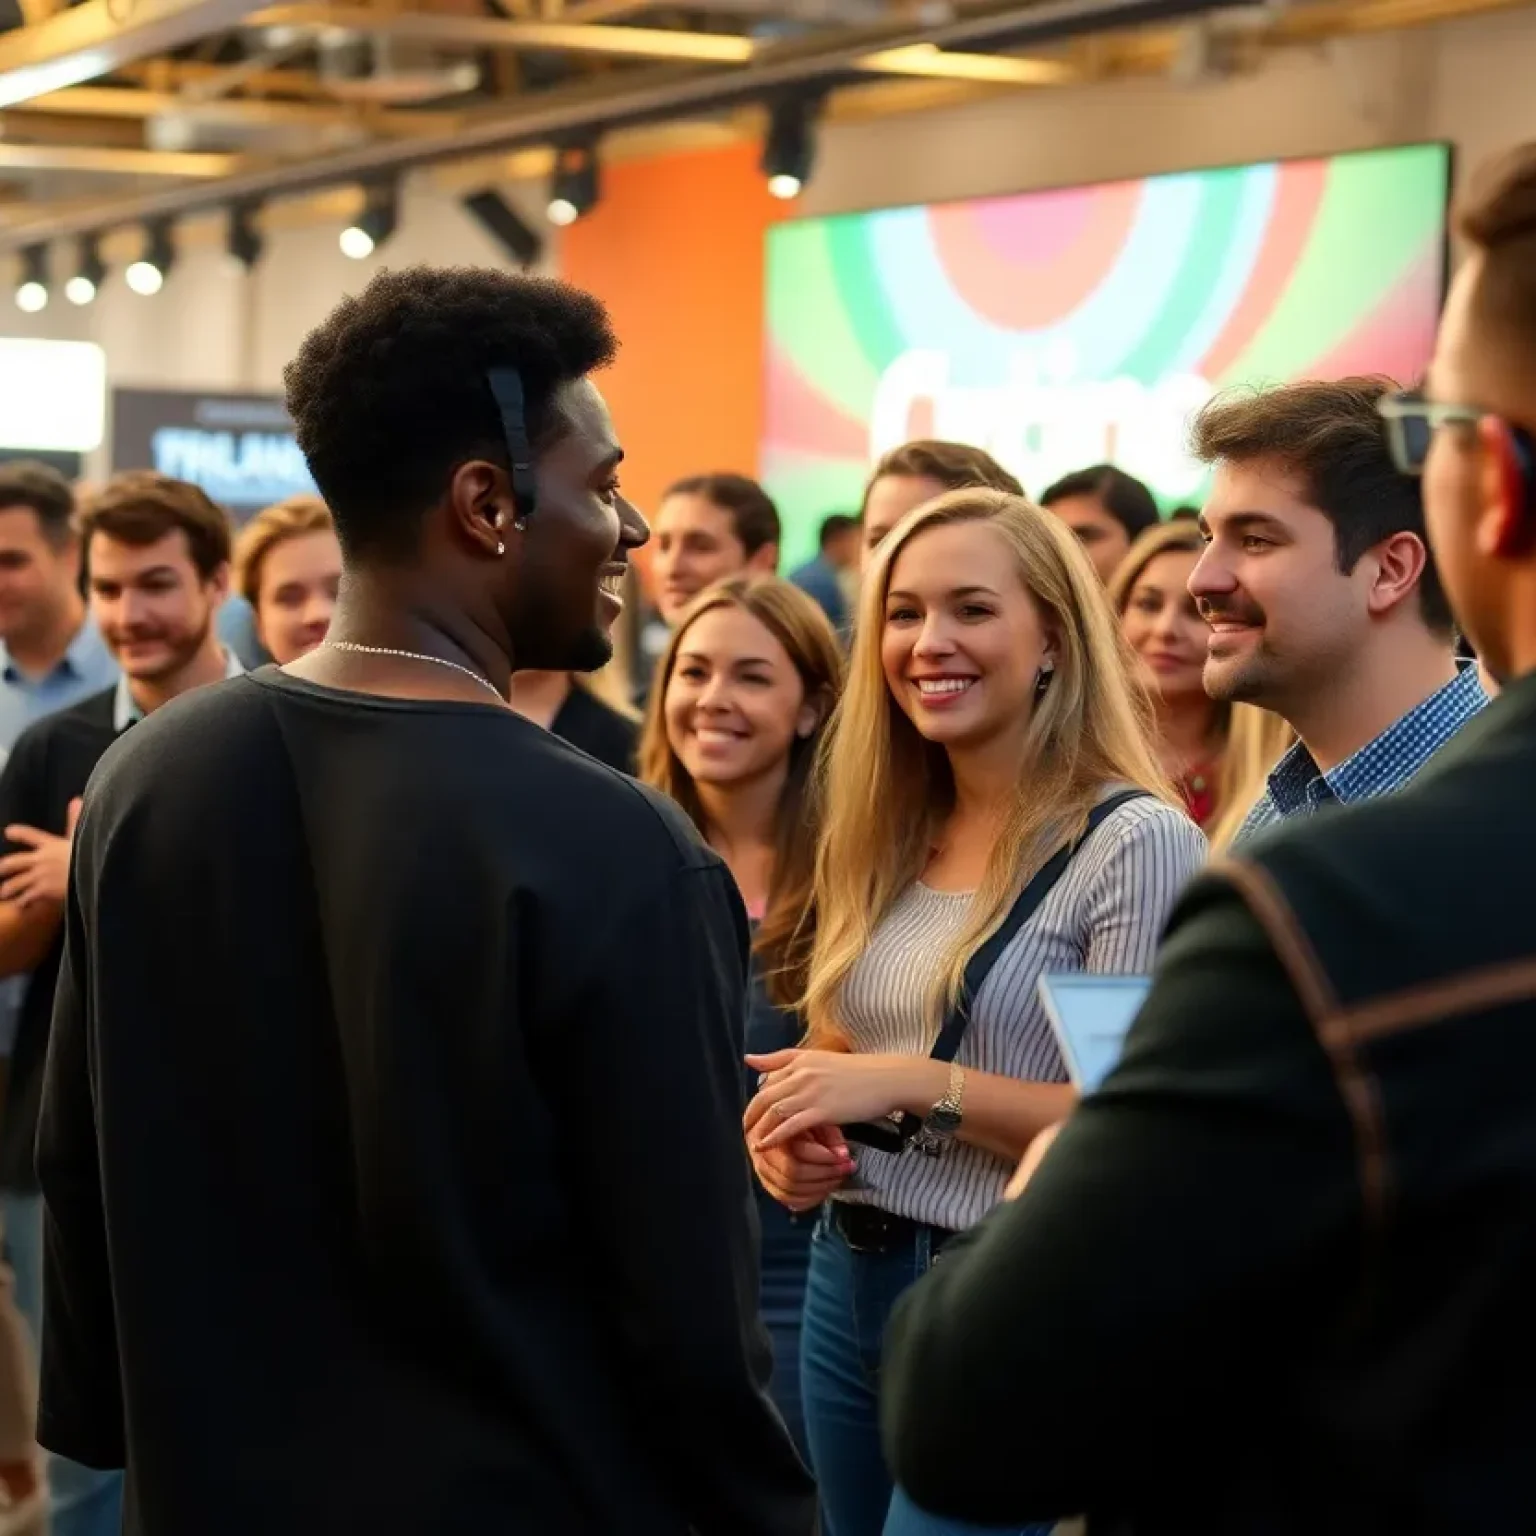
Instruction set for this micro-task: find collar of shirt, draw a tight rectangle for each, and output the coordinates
[0,616,114,690]
[1248,661,1488,831]
[113,650,246,733]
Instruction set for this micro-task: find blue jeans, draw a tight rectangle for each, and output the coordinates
[3,1192,124,1536]
[800,1209,1050,1536]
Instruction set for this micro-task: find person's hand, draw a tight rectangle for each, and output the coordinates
[1003,1120,1065,1201]
[0,799,81,908]
[750,1124,855,1213]
[745,1048,942,1151]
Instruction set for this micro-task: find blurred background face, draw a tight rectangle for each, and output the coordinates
[664,602,813,789]
[0,508,77,645]
[1121,548,1208,704]
[880,520,1052,755]
[862,475,949,565]
[254,529,342,665]
[1046,493,1129,583]
[89,530,225,682]
[1191,459,1366,712]
[653,493,750,624]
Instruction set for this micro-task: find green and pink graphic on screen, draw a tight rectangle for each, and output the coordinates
[762,142,1451,568]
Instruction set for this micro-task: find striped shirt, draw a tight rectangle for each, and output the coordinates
[834,793,1206,1234]
[1232,662,1487,848]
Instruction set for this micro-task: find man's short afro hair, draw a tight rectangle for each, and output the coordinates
[284,265,619,558]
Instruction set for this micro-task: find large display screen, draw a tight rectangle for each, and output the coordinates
[762,142,1451,567]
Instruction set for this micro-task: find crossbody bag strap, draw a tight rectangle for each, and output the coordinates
[928,788,1150,1068]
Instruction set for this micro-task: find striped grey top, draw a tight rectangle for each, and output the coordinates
[834,792,1206,1233]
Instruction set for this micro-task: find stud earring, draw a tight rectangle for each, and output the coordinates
[496,540,506,556]
[512,515,528,533]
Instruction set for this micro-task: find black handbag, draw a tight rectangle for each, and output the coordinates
[843,790,1147,1154]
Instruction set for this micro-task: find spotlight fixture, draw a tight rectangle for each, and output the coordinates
[546,143,599,228]
[340,179,399,260]
[227,200,264,270]
[126,218,175,297]
[761,96,818,201]
[65,234,105,307]
[462,190,544,269]
[14,245,48,314]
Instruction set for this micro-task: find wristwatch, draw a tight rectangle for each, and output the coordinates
[912,1063,965,1157]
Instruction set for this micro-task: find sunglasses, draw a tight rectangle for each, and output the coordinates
[1376,389,1484,477]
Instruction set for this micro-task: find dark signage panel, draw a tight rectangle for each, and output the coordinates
[111,388,317,517]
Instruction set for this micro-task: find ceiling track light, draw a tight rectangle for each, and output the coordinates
[762,95,820,201]
[126,217,175,297]
[227,200,264,270]
[65,234,105,307]
[14,244,48,315]
[546,142,600,228]
[340,178,399,260]
[462,190,544,270]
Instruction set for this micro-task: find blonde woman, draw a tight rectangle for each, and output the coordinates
[1109,521,1293,847]
[232,495,341,665]
[744,489,1206,1536]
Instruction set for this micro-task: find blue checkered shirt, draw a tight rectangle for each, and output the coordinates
[1231,662,1488,848]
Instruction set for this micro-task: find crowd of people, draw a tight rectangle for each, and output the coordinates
[0,139,1523,1535]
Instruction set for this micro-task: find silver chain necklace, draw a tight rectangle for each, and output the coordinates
[324,641,506,704]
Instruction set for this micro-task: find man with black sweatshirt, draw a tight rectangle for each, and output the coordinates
[37,268,815,1536]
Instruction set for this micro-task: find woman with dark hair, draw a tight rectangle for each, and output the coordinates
[641,574,844,1449]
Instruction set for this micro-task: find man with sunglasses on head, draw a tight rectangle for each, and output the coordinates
[882,142,1536,1532]
[33,269,816,1536]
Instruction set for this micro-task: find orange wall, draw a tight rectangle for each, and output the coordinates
[558,140,780,538]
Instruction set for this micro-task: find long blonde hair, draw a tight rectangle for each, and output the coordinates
[803,489,1178,1044]
[1108,521,1293,851]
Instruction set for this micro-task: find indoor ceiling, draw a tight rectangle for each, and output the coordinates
[0,0,1525,254]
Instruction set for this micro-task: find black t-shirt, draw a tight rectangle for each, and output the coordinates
[550,683,639,773]
[0,686,119,1191]
[37,668,814,1536]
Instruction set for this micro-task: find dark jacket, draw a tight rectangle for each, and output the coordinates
[883,669,1536,1534]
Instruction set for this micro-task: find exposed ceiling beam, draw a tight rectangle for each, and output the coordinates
[0,106,148,144]
[0,0,270,110]
[18,83,463,135]
[246,5,759,61]
[0,142,243,174]
[0,0,1250,250]
[246,4,1078,82]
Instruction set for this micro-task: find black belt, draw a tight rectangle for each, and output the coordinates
[829,1202,955,1255]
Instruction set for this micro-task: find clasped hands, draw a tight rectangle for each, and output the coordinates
[0,798,81,908]
[743,1048,946,1213]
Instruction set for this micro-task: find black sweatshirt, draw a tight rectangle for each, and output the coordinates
[38,667,815,1536]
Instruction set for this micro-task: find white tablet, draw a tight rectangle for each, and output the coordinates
[1037,974,1151,1092]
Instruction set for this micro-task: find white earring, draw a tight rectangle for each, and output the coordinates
[496,540,506,556]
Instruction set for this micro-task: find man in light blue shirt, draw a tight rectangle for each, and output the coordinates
[0,463,117,1531]
[0,464,118,752]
